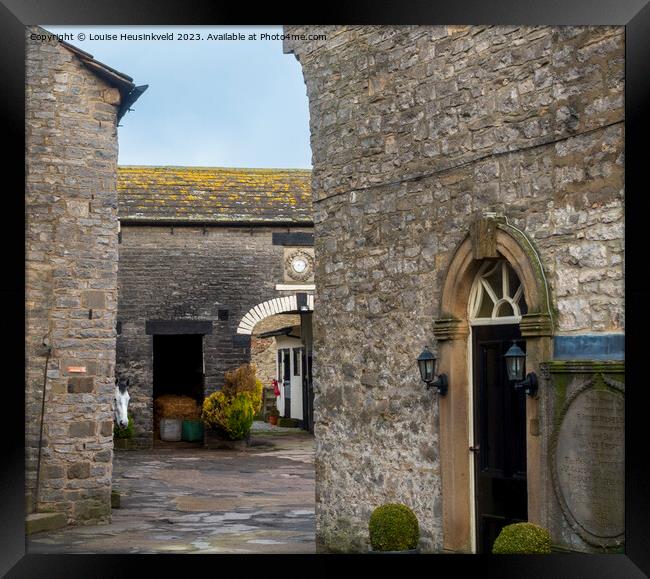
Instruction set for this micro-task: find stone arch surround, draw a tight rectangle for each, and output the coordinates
[236,294,314,335]
[433,218,554,552]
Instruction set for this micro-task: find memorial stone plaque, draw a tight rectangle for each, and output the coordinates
[553,383,624,545]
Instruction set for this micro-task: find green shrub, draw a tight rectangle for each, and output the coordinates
[202,391,255,440]
[113,415,135,439]
[278,417,299,427]
[222,364,263,415]
[201,364,263,440]
[492,522,552,554]
[268,406,280,418]
[368,503,419,551]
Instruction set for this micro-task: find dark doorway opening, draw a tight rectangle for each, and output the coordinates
[472,323,527,553]
[153,334,204,403]
[302,350,313,433]
[278,348,291,417]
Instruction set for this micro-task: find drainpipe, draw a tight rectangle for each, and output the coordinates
[34,338,52,514]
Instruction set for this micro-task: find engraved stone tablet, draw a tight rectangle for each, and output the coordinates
[554,386,624,542]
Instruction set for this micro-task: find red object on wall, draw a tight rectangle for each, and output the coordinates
[272,379,280,397]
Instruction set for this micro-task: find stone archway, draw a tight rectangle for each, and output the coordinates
[433,216,554,553]
[236,294,314,335]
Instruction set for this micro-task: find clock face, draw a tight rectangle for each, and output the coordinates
[292,258,307,273]
[285,249,314,282]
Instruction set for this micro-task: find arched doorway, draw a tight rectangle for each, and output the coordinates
[236,294,314,335]
[237,294,315,432]
[468,259,529,552]
[434,216,554,553]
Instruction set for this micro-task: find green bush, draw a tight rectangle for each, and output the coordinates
[492,522,552,554]
[368,503,419,551]
[113,415,135,439]
[202,391,255,440]
[222,364,264,415]
[201,364,264,440]
[278,417,299,427]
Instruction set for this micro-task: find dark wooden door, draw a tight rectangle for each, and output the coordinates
[472,324,528,553]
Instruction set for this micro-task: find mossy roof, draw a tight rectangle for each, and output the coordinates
[117,166,312,224]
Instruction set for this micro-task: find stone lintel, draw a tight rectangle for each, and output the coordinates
[520,313,554,337]
[145,319,213,335]
[433,318,468,341]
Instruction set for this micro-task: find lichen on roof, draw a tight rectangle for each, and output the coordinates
[117,166,313,224]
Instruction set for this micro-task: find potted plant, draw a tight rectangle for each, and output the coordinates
[368,503,420,553]
[492,522,552,554]
[202,391,255,449]
[201,364,263,449]
[268,406,280,426]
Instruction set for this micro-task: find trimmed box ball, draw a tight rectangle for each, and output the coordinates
[492,522,552,554]
[368,503,419,552]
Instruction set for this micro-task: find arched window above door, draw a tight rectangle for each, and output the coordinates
[468,259,528,325]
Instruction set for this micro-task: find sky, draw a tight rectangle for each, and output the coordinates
[45,26,312,169]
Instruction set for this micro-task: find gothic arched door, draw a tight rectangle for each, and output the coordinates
[469,260,529,553]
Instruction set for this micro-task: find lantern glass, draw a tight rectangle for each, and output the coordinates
[417,347,437,383]
[504,342,526,381]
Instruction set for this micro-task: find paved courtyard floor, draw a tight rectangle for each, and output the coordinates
[27,424,315,554]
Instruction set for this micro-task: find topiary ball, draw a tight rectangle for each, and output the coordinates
[368,503,419,551]
[492,522,552,554]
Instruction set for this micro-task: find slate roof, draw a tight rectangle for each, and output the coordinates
[117,166,313,224]
[52,29,148,121]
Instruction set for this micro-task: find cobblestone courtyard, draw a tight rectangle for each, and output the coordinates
[27,426,315,554]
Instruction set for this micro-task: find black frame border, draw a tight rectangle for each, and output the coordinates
[2,1,649,577]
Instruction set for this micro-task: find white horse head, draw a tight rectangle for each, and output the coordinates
[114,377,130,430]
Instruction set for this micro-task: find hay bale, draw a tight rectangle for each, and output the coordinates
[153,394,201,439]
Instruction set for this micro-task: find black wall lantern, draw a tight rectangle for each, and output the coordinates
[417,346,448,396]
[504,341,538,397]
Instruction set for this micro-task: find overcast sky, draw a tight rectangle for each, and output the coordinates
[45,26,312,169]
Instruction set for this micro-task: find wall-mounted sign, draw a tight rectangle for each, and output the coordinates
[67,366,87,373]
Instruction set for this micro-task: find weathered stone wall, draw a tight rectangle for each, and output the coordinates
[26,28,121,524]
[284,25,624,551]
[116,225,312,444]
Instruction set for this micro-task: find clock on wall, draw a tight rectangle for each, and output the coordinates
[284,249,315,282]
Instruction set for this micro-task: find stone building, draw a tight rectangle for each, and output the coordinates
[25,26,146,524]
[284,25,624,553]
[115,166,316,444]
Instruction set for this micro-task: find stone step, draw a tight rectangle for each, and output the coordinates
[25,512,67,535]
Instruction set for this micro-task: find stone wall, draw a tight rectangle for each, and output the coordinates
[25,28,122,524]
[116,225,312,444]
[284,25,624,552]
